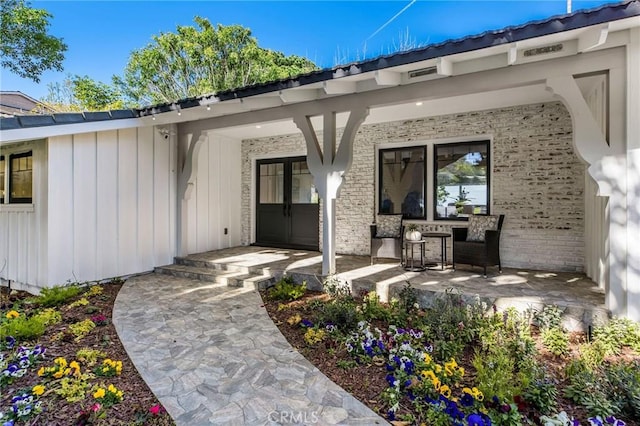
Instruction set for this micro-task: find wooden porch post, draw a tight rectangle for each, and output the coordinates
[293,107,369,275]
[176,130,206,256]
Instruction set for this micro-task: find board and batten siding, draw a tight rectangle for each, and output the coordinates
[47,127,177,286]
[0,140,48,293]
[185,133,242,255]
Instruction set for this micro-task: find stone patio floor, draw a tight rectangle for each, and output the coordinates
[112,272,388,426]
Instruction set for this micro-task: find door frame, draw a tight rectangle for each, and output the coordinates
[249,152,306,245]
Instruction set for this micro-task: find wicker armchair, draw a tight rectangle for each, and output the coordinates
[370,214,404,264]
[452,214,505,277]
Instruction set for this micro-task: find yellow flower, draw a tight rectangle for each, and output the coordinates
[421,370,436,382]
[32,385,45,396]
[93,388,106,399]
[435,364,442,374]
[462,387,473,395]
[54,357,67,368]
[458,366,465,377]
[472,387,484,401]
[6,310,19,319]
[108,384,117,393]
[286,314,301,326]
[423,353,432,365]
[431,377,441,391]
[37,367,45,377]
[53,370,64,379]
[444,358,458,376]
[440,384,452,399]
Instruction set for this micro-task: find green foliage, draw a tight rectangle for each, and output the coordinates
[523,370,558,415]
[68,319,96,342]
[396,282,418,315]
[541,327,570,357]
[42,74,126,112]
[320,299,359,333]
[56,374,91,403]
[577,340,607,371]
[115,18,318,105]
[533,305,564,330]
[322,275,352,300]
[472,348,520,402]
[604,360,640,419]
[67,297,90,309]
[32,307,62,326]
[564,368,616,418]
[360,291,392,322]
[0,314,46,341]
[36,285,81,307]
[0,0,66,82]
[593,317,640,356]
[268,276,306,301]
[336,359,358,369]
[76,348,107,367]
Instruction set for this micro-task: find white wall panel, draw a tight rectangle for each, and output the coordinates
[152,128,174,264]
[137,127,154,268]
[117,128,139,275]
[185,134,242,254]
[96,131,119,278]
[72,133,97,281]
[48,136,75,286]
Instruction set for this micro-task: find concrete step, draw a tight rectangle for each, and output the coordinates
[173,256,270,276]
[154,263,275,289]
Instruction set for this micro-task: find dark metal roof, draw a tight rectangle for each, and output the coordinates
[2,0,638,132]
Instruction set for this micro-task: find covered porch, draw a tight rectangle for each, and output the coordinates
[155,246,607,332]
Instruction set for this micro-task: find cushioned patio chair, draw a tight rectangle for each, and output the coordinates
[452,214,505,277]
[370,214,404,264]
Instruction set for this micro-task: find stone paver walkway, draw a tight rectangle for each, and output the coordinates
[113,273,387,426]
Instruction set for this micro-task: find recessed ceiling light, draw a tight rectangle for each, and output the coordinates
[415,101,423,106]
[256,125,262,129]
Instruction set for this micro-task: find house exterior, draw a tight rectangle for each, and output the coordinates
[0,91,56,117]
[1,2,639,321]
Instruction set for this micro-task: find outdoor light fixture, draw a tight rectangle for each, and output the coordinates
[415,101,423,106]
[206,105,211,111]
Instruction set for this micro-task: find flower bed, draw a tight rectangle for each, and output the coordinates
[261,278,640,426]
[1,281,173,425]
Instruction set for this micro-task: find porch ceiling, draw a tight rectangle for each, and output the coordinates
[209,84,555,140]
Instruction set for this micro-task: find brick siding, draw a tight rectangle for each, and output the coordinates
[241,101,585,272]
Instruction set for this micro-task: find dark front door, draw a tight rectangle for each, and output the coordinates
[256,157,319,250]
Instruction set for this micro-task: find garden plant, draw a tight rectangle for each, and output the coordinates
[261,279,640,426]
[1,281,173,425]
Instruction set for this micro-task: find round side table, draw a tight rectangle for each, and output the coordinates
[403,240,426,271]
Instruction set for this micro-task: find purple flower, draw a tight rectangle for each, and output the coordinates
[590,418,604,426]
[467,413,491,426]
[387,410,395,421]
[461,393,474,407]
[385,374,396,387]
[5,336,16,349]
[301,319,313,327]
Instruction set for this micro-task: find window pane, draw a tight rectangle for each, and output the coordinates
[10,152,33,203]
[0,156,5,202]
[259,163,284,203]
[379,146,425,218]
[291,160,318,204]
[435,142,488,219]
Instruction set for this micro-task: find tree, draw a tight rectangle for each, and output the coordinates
[114,17,318,105]
[41,74,125,112]
[0,0,67,82]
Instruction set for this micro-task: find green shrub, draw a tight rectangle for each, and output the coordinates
[37,284,81,307]
[533,305,563,330]
[69,319,96,342]
[0,314,46,342]
[523,370,558,415]
[541,327,570,357]
[33,308,62,326]
[578,340,607,371]
[320,299,359,333]
[268,276,306,301]
[604,360,640,419]
[593,317,640,356]
[564,368,616,418]
[472,347,520,402]
[360,291,392,322]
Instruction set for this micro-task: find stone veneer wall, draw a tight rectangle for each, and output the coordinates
[241,101,585,272]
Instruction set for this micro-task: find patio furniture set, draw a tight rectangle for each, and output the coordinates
[370,214,505,277]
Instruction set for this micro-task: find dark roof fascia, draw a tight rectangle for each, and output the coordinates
[2,1,638,130]
[200,0,640,104]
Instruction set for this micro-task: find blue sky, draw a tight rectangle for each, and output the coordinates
[1,0,616,101]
